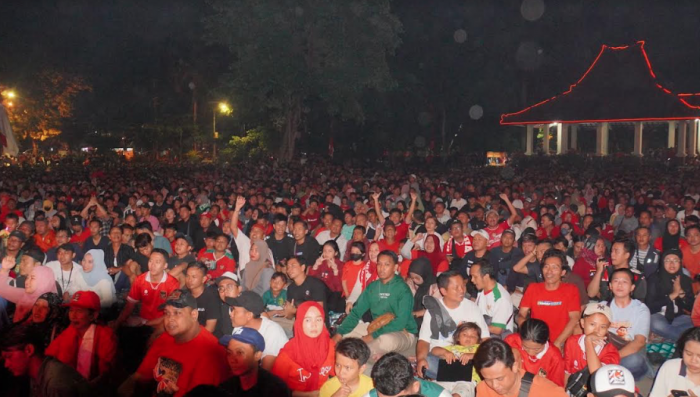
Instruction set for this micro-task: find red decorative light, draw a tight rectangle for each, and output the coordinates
[501,41,700,125]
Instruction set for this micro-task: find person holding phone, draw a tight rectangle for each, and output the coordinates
[649,327,700,397]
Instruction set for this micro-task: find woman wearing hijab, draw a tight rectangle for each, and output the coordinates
[572,235,608,288]
[16,292,67,347]
[272,301,336,394]
[646,248,694,341]
[81,249,117,308]
[406,258,440,330]
[241,239,274,296]
[654,219,689,252]
[400,234,448,276]
[0,257,57,322]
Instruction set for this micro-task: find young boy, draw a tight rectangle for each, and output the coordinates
[319,338,374,397]
[263,272,288,317]
[563,302,620,383]
[198,234,237,280]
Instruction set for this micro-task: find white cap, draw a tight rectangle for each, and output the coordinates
[590,364,635,397]
[470,229,489,240]
[216,271,240,285]
[583,302,613,322]
[512,199,524,209]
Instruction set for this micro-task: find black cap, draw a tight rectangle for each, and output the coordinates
[23,248,45,264]
[174,232,194,247]
[224,291,265,317]
[159,289,197,310]
[9,230,26,242]
[70,215,83,225]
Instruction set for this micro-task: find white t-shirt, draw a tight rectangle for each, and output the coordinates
[650,358,700,397]
[419,298,490,350]
[45,260,86,297]
[315,230,348,259]
[253,317,289,359]
[475,283,514,332]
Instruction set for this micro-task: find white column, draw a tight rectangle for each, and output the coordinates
[543,125,550,155]
[689,120,698,157]
[525,125,534,155]
[602,122,609,155]
[633,122,643,156]
[570,124,578,150]
[677,121,687,157]
[668,121,676,148]
[596,122,609,156]
[556,123,568,154]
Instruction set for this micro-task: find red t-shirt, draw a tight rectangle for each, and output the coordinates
[572,257,597,288]
[197,251,237,279]
[308,259,343,293]
[46,324,117,380]
[127,272,180,320]
[34,231,57,253]
[377,239,400,254]
[302,211,321,230]
[444,235,473,258]
[394,222,410,242]
[504,333,565,387]
[536,226,561,241]
[341,261,364,297]
[137,327,229,397]
[485,221,510,249]
[563,334,620,374]
[520,282,581,343]
[69,229,91,245]
[271,346,336,392]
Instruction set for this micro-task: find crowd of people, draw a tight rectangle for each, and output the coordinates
[0,154,700,396]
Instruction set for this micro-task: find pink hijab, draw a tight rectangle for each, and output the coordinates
[0,266,57,322]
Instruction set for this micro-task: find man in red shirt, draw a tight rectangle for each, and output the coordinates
[69,215,91,246]
[301,199,321,230]
[33,217,56,253]
[112,248,180,329]
[198,234,237,279]
[517,249,581,351]
[484,194,518,249]
[373,191,417,243]
[444,221,473,265]
[119,289,229,397]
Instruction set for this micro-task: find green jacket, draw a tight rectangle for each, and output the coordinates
[337,275,417,338]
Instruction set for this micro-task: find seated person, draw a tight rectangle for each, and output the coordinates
[505,318,564,387]
[46,291,117,383]
[80,249,117,308]
[646,248,694,342]
[185,262,220,333]
[332,250,416,358]
[309,240,344,294]
[470,259,514,336]
[589,364,637,397]
[416,271,489,380]
[563,303,620,385]
[650,326,700,397]
[588,239,646,302]
[213,271,241,338]
[280,256,328,335]
[0,256,58,323]
[262,271,288,316]
[474,338,567,397]
[366,352,451,397]
[9,247,45,288]
[218,327,291,396]
[272,301,336,394]
[241,239,275,296]
[428,322,481,382]
[405,258,440,330]
[198,233,237,280]
[319,337,374,397]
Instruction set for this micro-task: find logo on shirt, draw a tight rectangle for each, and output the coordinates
[297,368,311,383]
[536,300,562,306]
[320,366,332,377]
[154,357,182,395]
[379,293,390,299]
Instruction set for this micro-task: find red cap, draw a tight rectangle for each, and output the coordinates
[201,212,212,219]
[67,291,101,311]
[250,224,265,232]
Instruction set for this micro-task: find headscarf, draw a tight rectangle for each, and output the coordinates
[661,219,682,252]
[417,234,445,275]
[20,292,66,347]
[243,239,272,291]
[580,235,604,265]
[0,266,58,323]
[82,250,113,288]
[658,248,684,296]
[408,258,436,312]
[279,301,334,390]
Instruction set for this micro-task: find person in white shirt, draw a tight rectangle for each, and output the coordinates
[315,218,348,259]
[45,243,85,300]
[450,191,467,211]
[470,259,514,336]
[649,327,700,397]
[678,196,699,227]
[229,196,274,275]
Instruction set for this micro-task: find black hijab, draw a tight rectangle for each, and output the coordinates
[661,219,682,252]
[409,258,437,312]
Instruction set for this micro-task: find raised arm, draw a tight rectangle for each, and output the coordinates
[500,193,517,226]
[81,196,97,219]
[513,251,536,275]
[404,191,418,224]
[586,259,606,298]
[372,191,385,225]
[229,195,246,239]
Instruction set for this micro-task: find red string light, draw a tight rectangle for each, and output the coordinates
[501,41,700,125]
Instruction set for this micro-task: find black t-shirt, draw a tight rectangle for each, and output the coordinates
[104,243,137,268]
[152,202,170,218]
[456,250,490,280]
[134,252,149,273]
[188,285,221,327]
[213,300,233,338]
[167,254,196,270]
[83,236,109,253]
[287,275,327,307]
[266,235,295,264]
[217,368,291,397]
[292,237,321,267]
[489,246,524,286]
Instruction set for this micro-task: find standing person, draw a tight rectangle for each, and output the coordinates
[0,256,57,323]
[80,249,117,308]
[119,290,229,397]
[607,268,651,380]
[505,319,565,387]
[184,262,220,333]
[471,259,514,336]
[645,248,694,341]
[241,239,275,296]
[517,249,581,350]
[319,338,374,397]
[218,327,291,396]
[45,291,117,382]
[272,301,336,395]
[473,338,567,397]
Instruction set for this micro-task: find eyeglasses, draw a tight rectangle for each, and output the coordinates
[217,284,237,292]
[664,258,681,264]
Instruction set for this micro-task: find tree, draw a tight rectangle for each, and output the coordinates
[205,0,402,161]
[7,71,91,155]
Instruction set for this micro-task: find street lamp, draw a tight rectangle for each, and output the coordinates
[213,102,232,159]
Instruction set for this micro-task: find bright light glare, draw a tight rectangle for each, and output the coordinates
[218,103,231,114]
[2,90,16,99]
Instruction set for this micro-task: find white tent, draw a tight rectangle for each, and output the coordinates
[0,104,18,157]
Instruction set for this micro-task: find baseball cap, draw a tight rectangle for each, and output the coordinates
[159,289,198,310]
[70,215,83,225]
[219,327,265,352]
[23,248,45,264]
[470,229,489,240]
[666,203,681,213]
[583,302,612,322]
[200,212,212,219]
[174,232,194,247]
[216,271,240,285]
[224,291,265,317]
[502,229,516,237]
[511,199,523,210]
[9,230,26,242]
[589,364,635,397]
[67,291,101,311]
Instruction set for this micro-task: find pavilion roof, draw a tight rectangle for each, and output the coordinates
[500,41,700,125]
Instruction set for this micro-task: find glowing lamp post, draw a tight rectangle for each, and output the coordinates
[213,102,231,159]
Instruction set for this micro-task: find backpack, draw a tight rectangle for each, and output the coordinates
[518,372,535,397]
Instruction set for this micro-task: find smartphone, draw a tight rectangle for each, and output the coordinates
[671,390,689,397]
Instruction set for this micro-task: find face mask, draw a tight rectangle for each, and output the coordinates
[350,253,363,261]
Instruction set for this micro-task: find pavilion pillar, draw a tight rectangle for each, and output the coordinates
[633,122,643,156]
[677,121,687,157]
[570,124,578,150]
[689,120,698,157]
[668,121,676,148]
[596,122,609,156]
[543,125,550,155]
[556,123,568,154]
[525,125,534,155]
